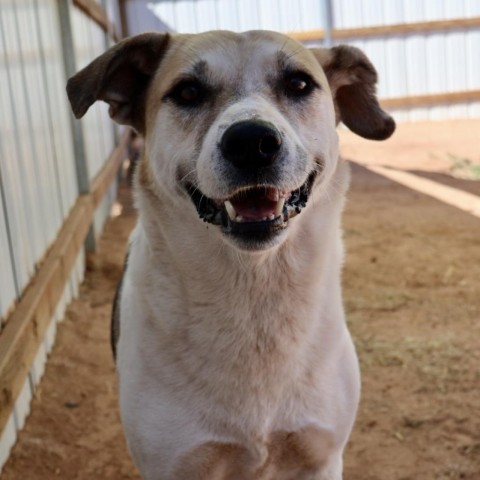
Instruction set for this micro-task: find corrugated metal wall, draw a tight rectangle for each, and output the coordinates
[0,0,117,471]
[333,0,480,121]
[70,5,119,236]
[150,0,480,122]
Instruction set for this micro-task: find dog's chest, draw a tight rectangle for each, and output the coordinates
[171,424,334,480]
[128,245,325,425]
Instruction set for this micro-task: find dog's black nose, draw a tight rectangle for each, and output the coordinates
[220,121,282,169]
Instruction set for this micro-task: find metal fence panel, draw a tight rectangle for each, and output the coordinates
[70,5,116,184]
[0,0,120,472]
[149,0,480,121]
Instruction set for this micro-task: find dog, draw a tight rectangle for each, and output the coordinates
[67,30,395,480]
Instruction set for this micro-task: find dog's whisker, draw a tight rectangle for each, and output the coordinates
[178,168,197,184]
[285,45,306,61]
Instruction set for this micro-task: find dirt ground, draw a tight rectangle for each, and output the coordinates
[2,120,480,480]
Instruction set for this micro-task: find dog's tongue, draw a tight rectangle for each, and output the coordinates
[230,188,279,220]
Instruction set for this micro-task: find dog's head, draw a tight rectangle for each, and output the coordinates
[67,31,394,251]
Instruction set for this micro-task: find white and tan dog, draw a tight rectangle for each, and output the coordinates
[67,30,394,480]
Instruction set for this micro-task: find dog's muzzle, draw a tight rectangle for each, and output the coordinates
[185,170,317,235]
[185,120,317,241]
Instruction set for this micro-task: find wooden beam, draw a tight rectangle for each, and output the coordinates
[381,90,480,109]
[73,0,119,41]
[288,16,480,42]
[0,197,92,434]
[0,130,130,434]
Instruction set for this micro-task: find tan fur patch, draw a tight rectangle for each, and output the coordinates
[172,425,328,480]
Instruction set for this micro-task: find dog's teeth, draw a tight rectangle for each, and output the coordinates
[235,215,244,222]
[268,214,275,220]
[275,198,285,216]
[224,200,237,221]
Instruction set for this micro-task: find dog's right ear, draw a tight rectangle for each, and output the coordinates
[66,33,170,133]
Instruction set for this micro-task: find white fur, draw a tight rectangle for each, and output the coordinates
[117,31,361,480]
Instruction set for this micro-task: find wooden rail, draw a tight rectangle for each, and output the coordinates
[0,130,129,435]
[73,0,119,41]
[381,90,480,110]
[288,16,480,42]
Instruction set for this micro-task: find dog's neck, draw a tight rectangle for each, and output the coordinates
[128,159,350,429]
[133,158,349,327]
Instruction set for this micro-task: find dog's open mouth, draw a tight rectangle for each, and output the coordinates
[186,171,317,235]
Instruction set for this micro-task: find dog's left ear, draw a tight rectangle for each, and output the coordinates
[66,32,170,133]
[311,45,395,140]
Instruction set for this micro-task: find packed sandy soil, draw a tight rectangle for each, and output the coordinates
[2,120,480,480]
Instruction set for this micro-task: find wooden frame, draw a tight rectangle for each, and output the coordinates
[73,0,119,41]
[288,16,480,42]
[381,90,480,110]
[0,130,130,435]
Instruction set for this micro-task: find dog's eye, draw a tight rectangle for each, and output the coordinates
[170,81,205,107]
[284,72,314,98]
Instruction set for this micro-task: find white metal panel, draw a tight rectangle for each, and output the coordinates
[382,0,405,24]
[44,315,57,354]
[360,0,385,27]
[17,0,63,249]
[0,2,113,473]
[94,179,117,238]
[444,0,465,18]
[173,0,198,32]
[13,377,32,431]
[466,28,480,117]
[55,285,68,323]
[0,24,17,321]
[237,0,260,31]
[30,342,48,387]
[338,0,364,28]
[37,0,79,215]
[149,0,480,124]
[0,4,35,290]
[278,0,303,32]
[9,1,50,265]
[465,0,480,16]
[300,0,324,32]
[71,7,116,181]
[194,0,218,31]
[90,20,110,164]
[152,0,177,30]
[383,35,408,98]
[0,173,16,322]
[403,0,425,23]
[70,246,85,300]
[423,1,448,120]
[152,0,325,34]
[362,38,388,98]
[0,413,16,474]
[71,5,98,183]
[215,0,240,31]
